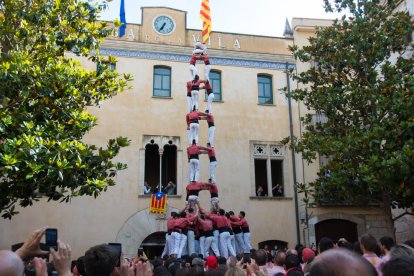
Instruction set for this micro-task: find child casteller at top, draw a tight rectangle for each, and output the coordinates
[189,42,211,82]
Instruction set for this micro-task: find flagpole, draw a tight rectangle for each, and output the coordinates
[159,149,163,193]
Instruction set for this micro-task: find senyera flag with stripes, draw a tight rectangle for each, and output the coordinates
[199,0,212,43]
[149,192,167,213]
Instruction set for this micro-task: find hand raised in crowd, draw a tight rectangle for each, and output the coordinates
[16,227,49,259]
[33,257,48,276]
[135,260,152,276]
[50,240,72,276]
[115,253,134,276]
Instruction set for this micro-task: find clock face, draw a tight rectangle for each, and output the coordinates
[153,15,176,35]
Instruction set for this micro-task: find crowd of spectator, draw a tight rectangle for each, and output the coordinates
[1,227,414,276]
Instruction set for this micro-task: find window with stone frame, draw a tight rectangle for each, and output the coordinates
[153,66,171,97]
[252,142,286,197]
[257,75,273,104]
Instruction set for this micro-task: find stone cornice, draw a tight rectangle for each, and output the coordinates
[100,40,296,70]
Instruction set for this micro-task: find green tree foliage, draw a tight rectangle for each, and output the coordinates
[0,0,132,218]
[285,0,414,208]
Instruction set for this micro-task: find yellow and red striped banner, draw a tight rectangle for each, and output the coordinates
[149,192,167,213]
[199,0,212,43]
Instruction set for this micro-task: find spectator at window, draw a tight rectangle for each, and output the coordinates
[163,181,177,195]
[272,184,284,196]
[256,186,265,196]
[144,181,152,194]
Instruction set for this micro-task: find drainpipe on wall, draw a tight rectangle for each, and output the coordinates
[285,62,301,244]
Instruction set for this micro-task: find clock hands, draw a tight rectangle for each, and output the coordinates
[159,22,166,31]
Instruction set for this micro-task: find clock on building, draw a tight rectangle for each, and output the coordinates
[152,15,176,35]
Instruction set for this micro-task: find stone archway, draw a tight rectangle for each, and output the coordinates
[308,212,365,247]
[115,205,179,258]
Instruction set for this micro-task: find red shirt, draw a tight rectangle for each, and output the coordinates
[187,79,206,91]
[204,183,218,195]
[186,182,205,192]
[190,54,210,65]
[188,111,203,121]
[206,114,214,123]
[208,214,230,228]
[198,218,214,231]
[231,217,249,228]
[187,145,205,158]
[167,217,176,231]
[186,114,190,129]
[204,80,212,91]
[208,148,216,158]
[175,214,198,229]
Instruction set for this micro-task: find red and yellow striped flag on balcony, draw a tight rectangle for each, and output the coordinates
[149,192,167,214]
[199,0,212,43]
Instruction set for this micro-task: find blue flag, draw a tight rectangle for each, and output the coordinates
[119,0,126,37]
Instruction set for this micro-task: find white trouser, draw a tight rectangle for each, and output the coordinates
[191,90,199,111]
[187,230,195,256]
[219,231,236,258]
[172,232,181,255]
[195,239,200,255]
[243,232,252,253]
[210,161,217,183]
[199,236,205,257]
[207,92,214,113]
[211,197,219,211]
[187,96,193,113]
[161,234,170,258]
[230,234,236,254]
[213,229,220,255]
[190,122,199,144]
[235,233,245,254]
[189,64,198,80]
[178,233,187,258]
[189,159,200,182]
[188,195,199,210]
[205,64,211,81]
[208,126,215,147]
[187,129,192,146]
[205,235,220,257]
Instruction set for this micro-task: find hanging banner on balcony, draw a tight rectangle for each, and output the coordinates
[149,192,167,214]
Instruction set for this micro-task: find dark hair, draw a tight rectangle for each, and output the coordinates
[76,256,88,276]
[217,256,227,265]
[285,254,301,269]
[192,139,196,145]
[380,236,395,250]
[175,267,189,276]
[382,256,414,276]
[254,249,267,266]
[360,234,378,252]
[83,244,118,276]
[219,209,225,216]
[171,212,177,218]
[188,265,204,276]
[353,241,363,255]
[228,211,234,216]
[318,237,334,253]
[180,212,187,218]
[188,208,194,213]
[275,250,286,266]
[153,265,171,276]
[239,211,246,217]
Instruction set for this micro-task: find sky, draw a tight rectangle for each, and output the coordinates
[98,0,342,37]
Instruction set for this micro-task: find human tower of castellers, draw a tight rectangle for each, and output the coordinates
[161,42,252,260]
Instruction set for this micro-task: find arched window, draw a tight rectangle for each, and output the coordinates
[153,66,171,97]
[205,70,222,101]
[162,143,177,194]
[258,75,273,104]
[315,219,358,244]
[144,142,160,191]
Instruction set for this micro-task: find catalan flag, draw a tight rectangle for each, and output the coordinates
[199,0,212,43]
[149,192,167,214]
